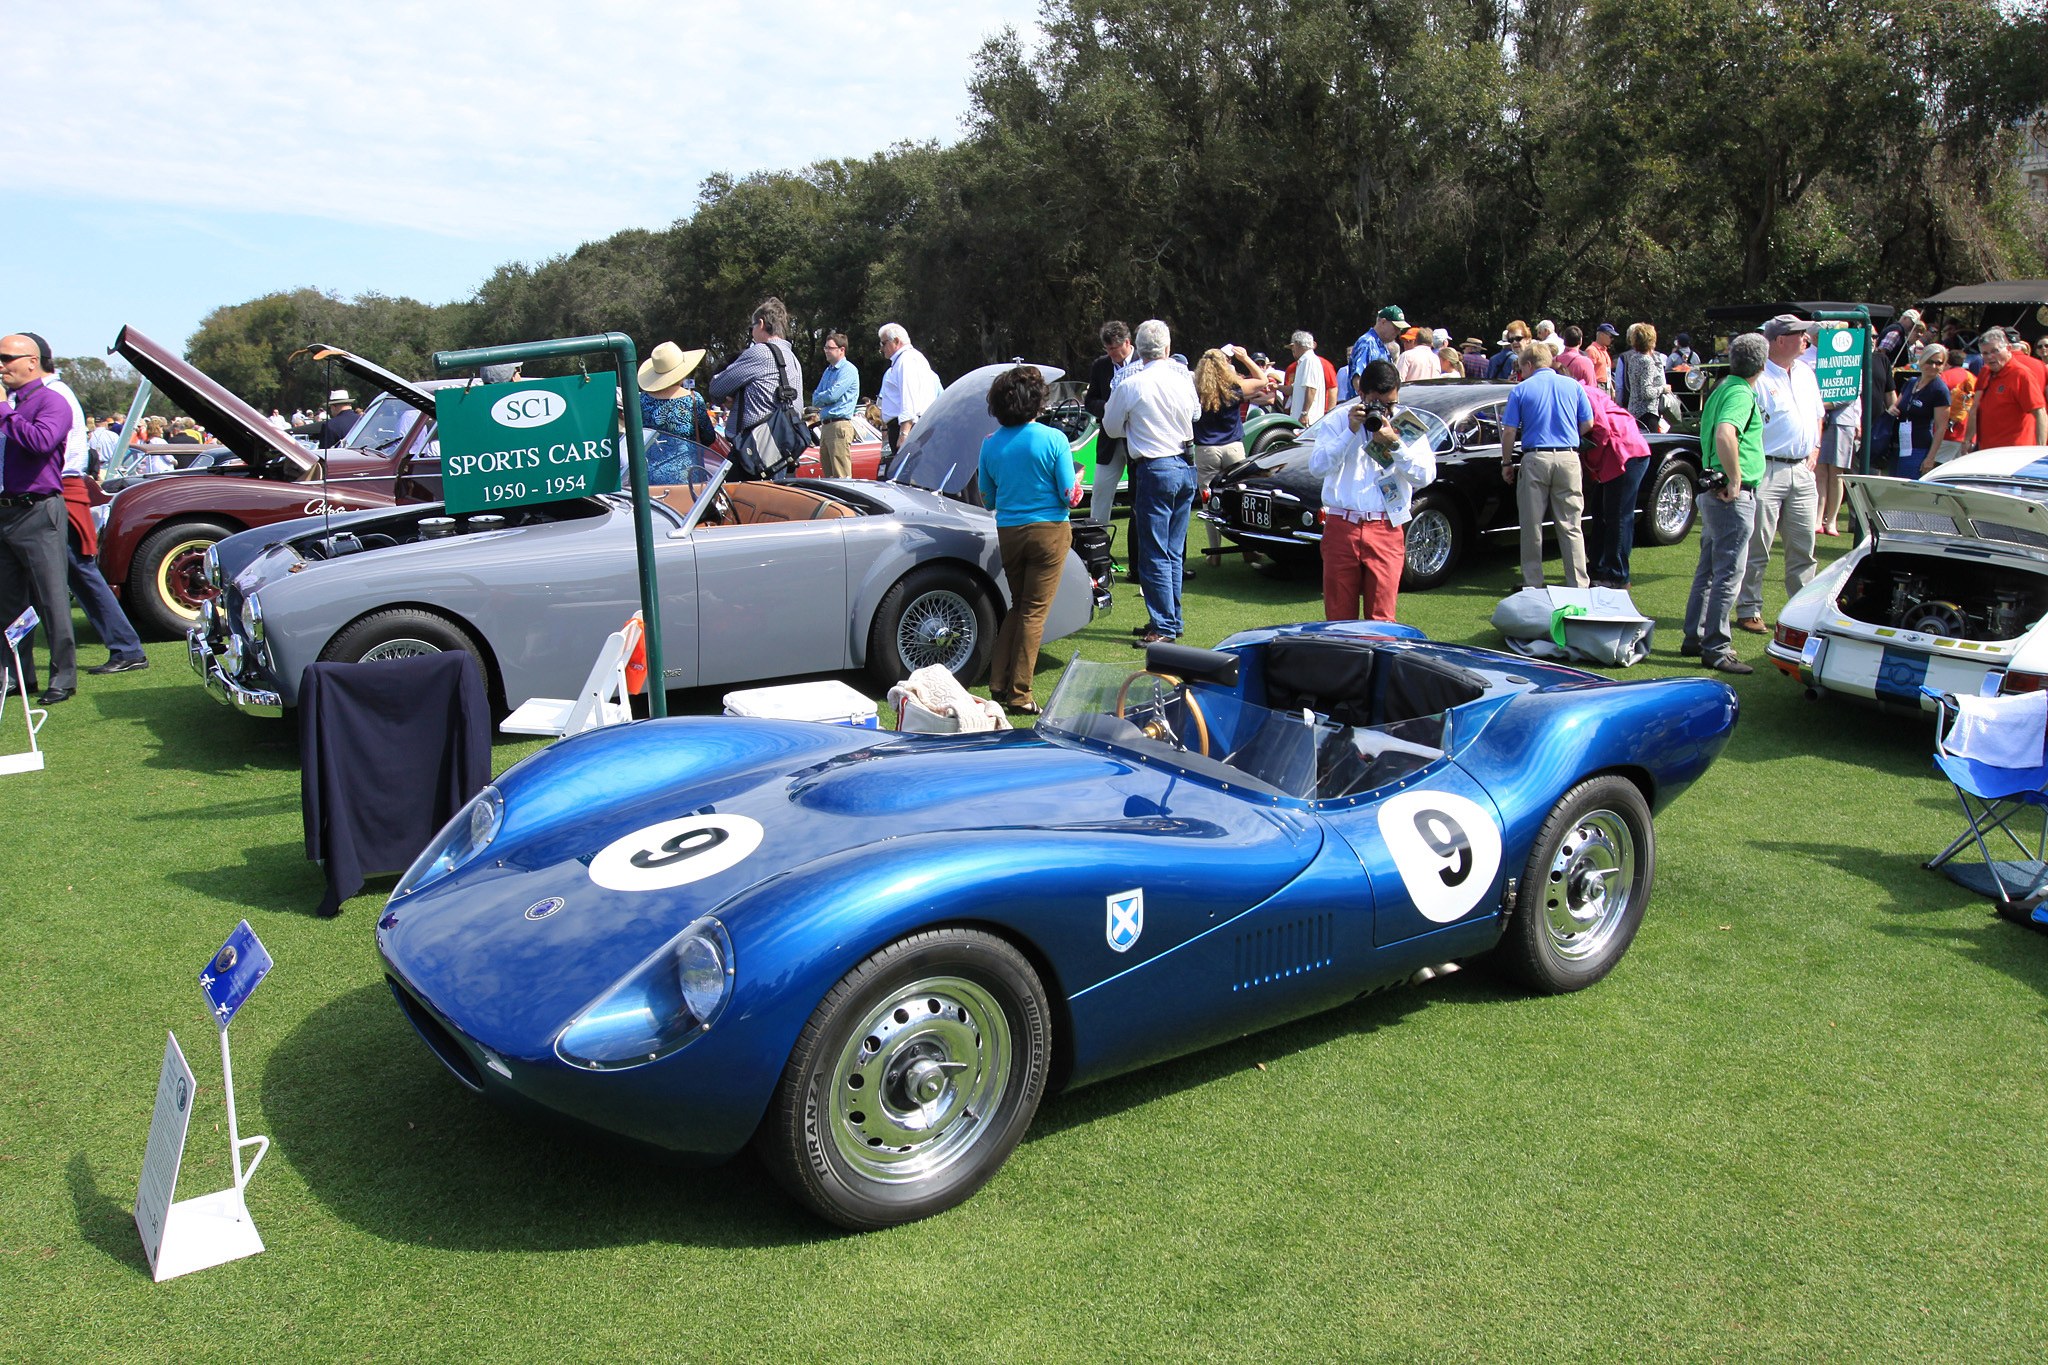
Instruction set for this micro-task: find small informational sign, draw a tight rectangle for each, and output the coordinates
[135,1032,196,1276]
[434,374,622,514]
[200,920,272,1031]
[1815,322,1866,406]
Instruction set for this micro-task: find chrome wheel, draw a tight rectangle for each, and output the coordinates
[1542,809,1637,962]
[1405,508,1455,580]
[896,589,977,674]
[360,638,443,662]
[1653,468,1695,541]
[826,976,1012,1184]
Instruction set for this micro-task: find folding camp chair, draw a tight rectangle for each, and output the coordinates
[1922,686,2048,925]
[499,615,644,738]
[0,607,48,775]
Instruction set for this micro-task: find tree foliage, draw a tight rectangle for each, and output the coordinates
[187,0,2048,398]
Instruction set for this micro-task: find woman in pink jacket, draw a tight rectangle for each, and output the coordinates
[1577,379,1653,588]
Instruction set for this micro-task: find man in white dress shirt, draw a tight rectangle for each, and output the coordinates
[1308,357,1437,622]
[1734,315,1823,634]
[876,323,941,457]
[1104,320,1201,644]
[1285,331,1328,425]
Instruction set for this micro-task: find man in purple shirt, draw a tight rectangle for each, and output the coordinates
[1,333,78,702]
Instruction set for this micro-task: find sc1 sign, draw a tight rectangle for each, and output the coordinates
[491,389,567,429]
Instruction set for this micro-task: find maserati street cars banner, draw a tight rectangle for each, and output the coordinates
[435,374,622,514]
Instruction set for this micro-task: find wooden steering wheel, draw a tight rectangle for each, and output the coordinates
[1114,671,1211,757]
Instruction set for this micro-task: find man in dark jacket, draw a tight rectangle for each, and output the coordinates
[1083,319,1134,529]
[708,297,805,479]
[317,390,360,449]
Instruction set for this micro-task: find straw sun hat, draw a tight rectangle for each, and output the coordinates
[638,342,706,391]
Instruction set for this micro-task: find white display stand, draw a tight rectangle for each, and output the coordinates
[0,607,47,775]
[136,923,273,1282]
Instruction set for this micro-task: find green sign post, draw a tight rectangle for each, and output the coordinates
[1807,307,1877,473]
[430,334,666,717]
[1812,321,1866,406]
[435,374,622,514]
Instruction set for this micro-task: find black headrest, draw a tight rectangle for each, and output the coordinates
[1145,642,1239,687]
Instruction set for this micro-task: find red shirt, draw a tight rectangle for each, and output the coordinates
[1974,358,2047,450]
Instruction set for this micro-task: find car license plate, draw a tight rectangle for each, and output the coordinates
[1242,494,1271,530]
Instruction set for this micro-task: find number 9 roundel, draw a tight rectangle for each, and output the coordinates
[1374,790,1503,924]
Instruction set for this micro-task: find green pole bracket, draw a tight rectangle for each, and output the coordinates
[1809,308,1873,474]
[432,333,666,718]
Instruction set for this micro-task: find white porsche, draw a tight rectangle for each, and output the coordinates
[1767,446,2048,710]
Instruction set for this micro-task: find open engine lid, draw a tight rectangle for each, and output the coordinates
[288,343,437,414]
[113,326,316,474]
[1844,473,2048,564]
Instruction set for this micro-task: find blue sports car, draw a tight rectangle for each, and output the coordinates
[377,623,1738,1228]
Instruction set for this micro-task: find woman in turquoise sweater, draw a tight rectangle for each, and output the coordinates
[978,366,1080,715]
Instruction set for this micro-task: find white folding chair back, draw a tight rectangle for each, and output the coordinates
[500,631,632,737]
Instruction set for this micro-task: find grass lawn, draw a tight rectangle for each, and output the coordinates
[4,519,2045,1363]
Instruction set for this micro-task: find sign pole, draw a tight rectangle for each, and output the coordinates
[432,335,665,717]
[1812,307,1873,473]
[218,1021,267,1190]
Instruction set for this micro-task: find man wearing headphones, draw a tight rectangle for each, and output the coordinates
[0,332,78,703]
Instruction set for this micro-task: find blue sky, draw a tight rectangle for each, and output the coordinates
[18,0,1042,361]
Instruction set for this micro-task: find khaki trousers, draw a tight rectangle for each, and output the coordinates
[817,418,855,478]
[991,520,1072,706]
[1516,447,1587,587]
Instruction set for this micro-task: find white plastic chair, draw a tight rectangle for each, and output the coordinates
[0,607,48,775]
[500,621,639,738]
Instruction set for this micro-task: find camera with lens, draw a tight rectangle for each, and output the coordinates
[1355,399,1390,435]
[1698,466,1729,494]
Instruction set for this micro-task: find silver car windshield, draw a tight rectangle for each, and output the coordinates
[340,394,427,453]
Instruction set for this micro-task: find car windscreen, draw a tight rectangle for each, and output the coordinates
[886,362,1066,498]
[339,394,427,453]
[1038,657,1330,799]
[1940,478,2048,507]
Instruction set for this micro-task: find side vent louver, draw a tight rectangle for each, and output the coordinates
[1232,914,1334,991]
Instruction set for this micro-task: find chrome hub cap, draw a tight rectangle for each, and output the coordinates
[1543,811,1635,961]
[1405,510,1452,577]
[829,976,1011,1183]
[897,590,976,673]
[360,638,443,662]
[1655,473,1695,538]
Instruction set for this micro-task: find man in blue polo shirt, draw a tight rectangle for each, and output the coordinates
[1500,339,1595,588]
[812,331,859,478]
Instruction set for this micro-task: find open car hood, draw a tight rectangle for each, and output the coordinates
[886,362,1066,500]
[113,326,315,475]
[289,343,437,414]
[1844,473,2048,563]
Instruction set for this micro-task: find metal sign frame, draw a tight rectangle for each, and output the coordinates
[1806,306,1877,473]
[432,335,667,717]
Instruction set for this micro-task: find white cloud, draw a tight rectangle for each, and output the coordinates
[15,0,1039,244]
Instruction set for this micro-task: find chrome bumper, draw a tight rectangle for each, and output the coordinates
[187,625,284,717]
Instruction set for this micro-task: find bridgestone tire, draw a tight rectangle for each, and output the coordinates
[1502,775,1656,994]
[320,608,492,695]
[759,928,1050,1230]
[127,520,233,639]
[865,566,996,689]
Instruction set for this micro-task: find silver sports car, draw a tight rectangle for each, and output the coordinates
[188,363,1096,716]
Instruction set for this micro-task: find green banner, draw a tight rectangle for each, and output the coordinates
[1814,322,1865,406]
[434,375,621,514]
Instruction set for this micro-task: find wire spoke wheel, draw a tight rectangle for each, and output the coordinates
[1653,467,1696,541]
[1405,508,1455,579]
[896,589,977,674]
[827,976,1012,1183]
[360,638,443,662]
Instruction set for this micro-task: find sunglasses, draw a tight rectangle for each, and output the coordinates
[0,352,38,364]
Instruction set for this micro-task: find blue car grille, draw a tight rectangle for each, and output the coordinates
[388,976,485,1091]
[1232,914,1334,991]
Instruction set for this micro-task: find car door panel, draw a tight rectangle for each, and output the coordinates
[691,520,849,686]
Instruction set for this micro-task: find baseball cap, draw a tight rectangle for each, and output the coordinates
[1761,314,1817,340]
[1597,323,1619,336]
[1377,305,1406,322]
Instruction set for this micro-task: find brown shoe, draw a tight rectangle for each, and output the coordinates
[1735,617,1768,634]
[1706,652,1755,675]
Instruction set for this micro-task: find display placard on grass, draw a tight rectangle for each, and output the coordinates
[434,374,622,515]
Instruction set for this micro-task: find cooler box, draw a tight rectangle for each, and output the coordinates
[722,680,879,729]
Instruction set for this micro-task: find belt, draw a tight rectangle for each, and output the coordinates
[1327,507,1390,524]
[1522,446,1577,451]
[0,491,56,508]
[1765,455,1807,463]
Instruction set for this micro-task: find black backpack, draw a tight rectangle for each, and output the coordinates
[735,341,809,479]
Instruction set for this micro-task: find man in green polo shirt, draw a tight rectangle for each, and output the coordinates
[1681,332,1768,674]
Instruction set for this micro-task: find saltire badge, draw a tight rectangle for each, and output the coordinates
[198,919,273,1030]
[1105,888,1144,953]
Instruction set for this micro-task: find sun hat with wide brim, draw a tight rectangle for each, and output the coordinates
[638,342,705,390]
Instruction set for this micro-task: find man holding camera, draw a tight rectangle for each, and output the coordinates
[1501,339,1595,589]
[1308,357,1436,622]
[1682,333,1768,674]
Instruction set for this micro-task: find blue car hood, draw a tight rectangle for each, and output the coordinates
[378,718,1320,1057]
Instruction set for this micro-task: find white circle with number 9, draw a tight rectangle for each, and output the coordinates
[1376,790,1502,924]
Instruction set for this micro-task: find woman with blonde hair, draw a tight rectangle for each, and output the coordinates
[1437,344,1463,378]
[1191,345,1268,566]
[1622,323,1668,431]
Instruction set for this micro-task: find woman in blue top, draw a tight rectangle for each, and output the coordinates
[636,341,717,484]
[978,366,1080,715]
[1888,347,1952,481]
[1191,346,1268,566]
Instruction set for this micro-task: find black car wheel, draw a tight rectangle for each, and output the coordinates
[321,608,493,694]
[758,927,1051,1229]
[1400,494,1466,592]
[127,519,233,639]
[1501,775,1655,994]
[866,566,996,689]
[1640,459,1699,545]
[1245,426,1297,459]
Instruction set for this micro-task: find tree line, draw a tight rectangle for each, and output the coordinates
[186,0,2048,414]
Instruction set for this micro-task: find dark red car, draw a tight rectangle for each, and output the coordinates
[101,330,446,637]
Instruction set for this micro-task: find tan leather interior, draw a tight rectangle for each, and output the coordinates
[650,480,855,527]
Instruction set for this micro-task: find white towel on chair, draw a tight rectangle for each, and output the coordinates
[891,665,1009,733]
[1949,689,2048,769]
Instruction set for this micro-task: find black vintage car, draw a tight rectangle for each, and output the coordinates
[1201,382,1701,590]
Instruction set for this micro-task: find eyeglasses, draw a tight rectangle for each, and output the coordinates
[0,352,36,364]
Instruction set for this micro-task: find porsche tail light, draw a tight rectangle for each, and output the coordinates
[1774,624,1808,651]
[2002,671,2045,695]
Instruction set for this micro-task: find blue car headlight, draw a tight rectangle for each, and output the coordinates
[390,785,503,900]
[555,915,734,1071]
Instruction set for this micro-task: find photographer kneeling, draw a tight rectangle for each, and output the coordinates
[1307,357,1436,623]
